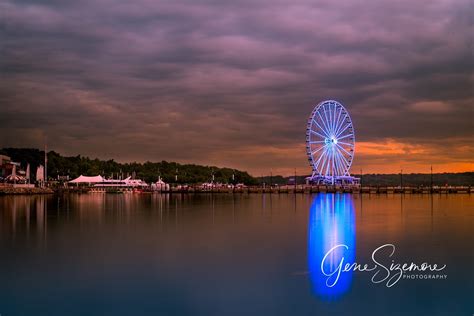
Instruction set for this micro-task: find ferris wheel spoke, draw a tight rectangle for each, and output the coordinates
[336,148,346,171]
[334,119,348,136]
[309,141,325,144]
[333,151,341,176]
[336,122,352,138]
[336,148,352,170]
[337,157,345,176]
[338,146,352,162]
[337,149,347,175]
[332,103,338,132]
[313,146,328,171]
[312,119,330,138]
[335,111,348,129]
[324,106,332,134]
[327,150,335,176]
[336,143,352,157]
[316,158,325,175]
[311,144,326,156]
[317,111,331,137]
[327,150,333,175]
[334,105,342,135]
[333,114,348,137]
[321,154,328,176]
[334,152,347,175]
[325,152,333,176]
[338,149,349,174]
[310,130,327,139]
[328,103,334,134]
[335,150,347,175]
[317,149,329,175]
[337,133,353,141]
[332,158,337,177]
[322,109,332,136]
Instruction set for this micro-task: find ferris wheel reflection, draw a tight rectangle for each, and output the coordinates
[307,193,356,299]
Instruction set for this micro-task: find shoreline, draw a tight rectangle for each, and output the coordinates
[1,185,472,195]
[0,186,54,195]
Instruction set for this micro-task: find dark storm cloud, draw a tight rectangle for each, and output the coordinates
[1,0,472,174]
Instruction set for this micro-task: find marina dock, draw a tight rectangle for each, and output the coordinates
[165,185,473,194]
[1,184,472,195]
[97,185,472,194]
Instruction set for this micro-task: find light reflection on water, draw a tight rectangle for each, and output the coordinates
[308,193,355,299]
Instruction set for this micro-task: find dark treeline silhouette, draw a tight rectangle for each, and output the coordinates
[0,148,258,185]
[357,173,474,186]
[259,172,474,186]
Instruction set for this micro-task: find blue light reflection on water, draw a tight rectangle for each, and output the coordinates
[307,193,356,300]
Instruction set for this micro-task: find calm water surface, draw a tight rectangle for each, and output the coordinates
[0,193,473,315]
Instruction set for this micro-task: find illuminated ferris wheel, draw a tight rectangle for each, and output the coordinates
[306,100,355,184]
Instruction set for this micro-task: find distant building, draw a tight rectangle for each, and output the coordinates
[0,155,10,165]
[0,156,28,183]
[151,178,169,191]
[0,155,13,178]
[36,165,45,182]
[0,155,36,185]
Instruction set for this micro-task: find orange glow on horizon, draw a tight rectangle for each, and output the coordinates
[216,138,474,176]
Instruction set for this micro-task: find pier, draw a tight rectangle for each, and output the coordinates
[1,184,472,195]
[163,185,473,194]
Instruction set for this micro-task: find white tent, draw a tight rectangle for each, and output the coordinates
[69,175,104,184]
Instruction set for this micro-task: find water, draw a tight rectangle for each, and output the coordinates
[0,193,472,315]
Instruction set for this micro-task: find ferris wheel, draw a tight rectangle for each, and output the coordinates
[306,100,355,183]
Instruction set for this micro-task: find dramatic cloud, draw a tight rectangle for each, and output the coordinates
[1,0,472,175]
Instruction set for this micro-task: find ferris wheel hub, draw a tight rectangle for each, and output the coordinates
[324,137,338,145]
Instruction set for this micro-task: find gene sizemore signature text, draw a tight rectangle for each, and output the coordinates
[321,244,447,288]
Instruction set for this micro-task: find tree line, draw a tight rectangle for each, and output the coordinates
[258,172,474,186]
[0,148,258,185]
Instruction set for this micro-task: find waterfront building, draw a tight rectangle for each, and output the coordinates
[151,179,169,191]
[0,155,13,178]
[0,155,28,183]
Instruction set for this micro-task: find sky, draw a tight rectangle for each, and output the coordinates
[0,0,473,176]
